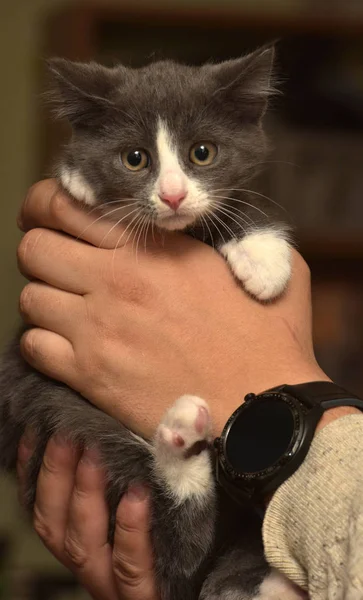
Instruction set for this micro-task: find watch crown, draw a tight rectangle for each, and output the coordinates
[213,437,221,450]
[244,393,256,403]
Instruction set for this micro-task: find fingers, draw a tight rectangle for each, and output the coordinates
[17,227,101,294]
[19,180,131,249]
[19,282,84,340]
[33,435,80,564]
[26,436,158,600]
[62,448,119,600]
[20,329,77,387]
[17,428,37,506]
[113,485,157,600]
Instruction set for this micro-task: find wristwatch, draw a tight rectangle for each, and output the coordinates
[214,381,363,505]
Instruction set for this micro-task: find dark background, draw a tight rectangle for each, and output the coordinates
[1,1,363,597]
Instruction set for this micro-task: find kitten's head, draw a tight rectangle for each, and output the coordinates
[48,47,275,233]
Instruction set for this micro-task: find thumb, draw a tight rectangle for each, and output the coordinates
[112,485,159,600]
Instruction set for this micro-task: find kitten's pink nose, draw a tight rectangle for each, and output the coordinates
[159,191,186,211]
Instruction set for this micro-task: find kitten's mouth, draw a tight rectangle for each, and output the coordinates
[156,212,197,231]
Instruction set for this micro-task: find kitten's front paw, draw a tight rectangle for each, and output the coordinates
[156,395,212,458]
[220,229,292,301]
[154,396,213,502]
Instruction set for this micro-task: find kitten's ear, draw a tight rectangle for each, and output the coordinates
[208,46,276,122]
[47,58,120,127]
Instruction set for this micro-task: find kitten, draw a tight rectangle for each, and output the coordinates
[0,48,304,600]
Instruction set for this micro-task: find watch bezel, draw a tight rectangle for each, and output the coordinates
[217,392,308,484]
[215,382,363,505]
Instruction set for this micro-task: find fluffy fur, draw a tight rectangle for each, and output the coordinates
[0,48,300,599]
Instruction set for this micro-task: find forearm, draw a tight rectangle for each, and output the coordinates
[263,414,363,599]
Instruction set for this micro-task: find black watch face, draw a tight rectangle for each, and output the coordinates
[225,398,297,474]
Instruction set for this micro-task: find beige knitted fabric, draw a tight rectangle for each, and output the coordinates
[263,415,363,600]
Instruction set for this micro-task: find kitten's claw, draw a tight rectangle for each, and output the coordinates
[220,229,292,301]
[154,396,214,502]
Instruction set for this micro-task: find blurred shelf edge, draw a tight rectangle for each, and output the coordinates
[299,234,363,265]
[44,2,363,61]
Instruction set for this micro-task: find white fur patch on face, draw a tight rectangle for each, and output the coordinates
[220,228,292,301]
[153,119,210,230]
[253,569,308,600]
[60,168,97,206]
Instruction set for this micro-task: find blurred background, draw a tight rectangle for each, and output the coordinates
[1,0,363,597]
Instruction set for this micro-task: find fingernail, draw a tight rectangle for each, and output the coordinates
[126,483,148,502]
[81,447,100,467]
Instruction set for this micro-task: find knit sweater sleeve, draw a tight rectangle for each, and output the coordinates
[262,415,363,600]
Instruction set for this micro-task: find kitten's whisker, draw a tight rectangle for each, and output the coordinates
[76,203,138,242]
[211,202,253,230]
[121,212,144,250]
[210,211,236,240]
[217,207,253,230]
[98,207,140,249]
[253,159,300,168]
[211,188,287,214]
[210,195,269,220]
[134,215,148,262]
[143,218,152,252]
[204,211,226,245]
[199,216,207,243]
[201,214,215,248]
[151,219,156,245]
[85,199,135,217]
[129,213,147,258]
[211,204,247,234]
[111,211,143,284]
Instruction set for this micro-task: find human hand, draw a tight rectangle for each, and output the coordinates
[17,180,330,438]
[17,430,159,600]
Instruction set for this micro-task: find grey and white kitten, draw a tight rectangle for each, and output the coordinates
[0,48,305,600]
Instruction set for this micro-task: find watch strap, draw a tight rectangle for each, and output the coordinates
[268,381,363,412]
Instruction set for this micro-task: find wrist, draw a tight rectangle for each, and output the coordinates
[213,360,330,436]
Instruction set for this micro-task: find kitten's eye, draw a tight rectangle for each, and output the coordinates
[121,149,150,171]
[189,142,217,166]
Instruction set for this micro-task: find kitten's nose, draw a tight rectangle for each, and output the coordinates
[159,191,186,211]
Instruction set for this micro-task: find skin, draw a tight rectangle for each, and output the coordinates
[16,179,358,599]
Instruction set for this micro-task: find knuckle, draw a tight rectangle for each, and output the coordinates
[33,507,57,549]
[72,484,92,505]
[49,190,69,225]
[115,515,140,536]
[19,284,35,319]
[25,182,41,204]
[42,451,62,479]
[20,328,39,361]
[112,551,146,587]
[17,229,43,271]
[64,534,88,570]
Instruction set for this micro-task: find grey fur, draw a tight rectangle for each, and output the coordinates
[0,47,288,599]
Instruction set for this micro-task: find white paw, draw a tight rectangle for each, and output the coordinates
[220,229,292,301]
[154,396,214,502]
[156,395,212,458]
